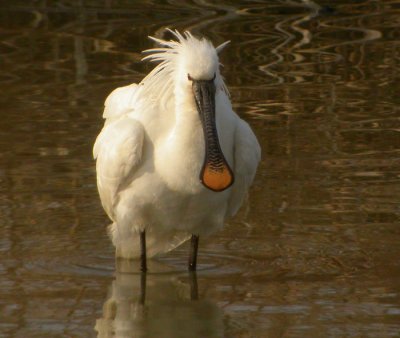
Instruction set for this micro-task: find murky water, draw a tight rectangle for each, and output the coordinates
[1,0,400,337]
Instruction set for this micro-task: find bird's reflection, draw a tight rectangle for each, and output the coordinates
[95,260,223,338]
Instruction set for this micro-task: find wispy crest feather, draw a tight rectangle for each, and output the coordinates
[136,29,229,108]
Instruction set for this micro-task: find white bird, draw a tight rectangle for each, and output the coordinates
[93,29,261,271]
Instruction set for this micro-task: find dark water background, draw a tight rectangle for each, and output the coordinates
[1,0,400,337]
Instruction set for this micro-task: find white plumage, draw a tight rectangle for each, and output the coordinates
[93,30,261,264]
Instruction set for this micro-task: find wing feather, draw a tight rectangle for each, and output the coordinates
[227,120,261,217]
[94,118,144,220]
[103,83,138,120]
[93,84,144,220]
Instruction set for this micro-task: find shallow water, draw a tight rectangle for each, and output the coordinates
[1,0,400,337]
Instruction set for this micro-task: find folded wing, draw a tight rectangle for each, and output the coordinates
[93,84,144,220]
[226,119,261,217]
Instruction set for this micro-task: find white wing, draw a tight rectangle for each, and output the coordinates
[93,84,144,220]
[102,83,138,123]
[226,119,261,217]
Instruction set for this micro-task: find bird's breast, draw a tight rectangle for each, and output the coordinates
[154,119,206,194]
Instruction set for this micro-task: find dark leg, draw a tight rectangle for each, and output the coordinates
[140,230,147,272]
[188,234,199,271]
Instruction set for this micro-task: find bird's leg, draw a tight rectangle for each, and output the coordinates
[140,230,147,272]
[188,234,199,271]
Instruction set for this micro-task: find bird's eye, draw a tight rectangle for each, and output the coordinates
[188,74,193,81]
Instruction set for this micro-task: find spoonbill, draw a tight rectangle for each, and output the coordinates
[93,29,261,271]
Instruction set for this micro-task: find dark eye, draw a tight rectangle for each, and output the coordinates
[187,74,193,81]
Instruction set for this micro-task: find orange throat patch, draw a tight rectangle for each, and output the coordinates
[201,162,234,192]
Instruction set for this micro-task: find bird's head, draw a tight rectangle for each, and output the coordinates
[142,30,233,192]
[180,38,219,82]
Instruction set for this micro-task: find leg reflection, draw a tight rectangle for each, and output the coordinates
[140,271,146,305]
[189,271,198,300]
[95,261,223,338]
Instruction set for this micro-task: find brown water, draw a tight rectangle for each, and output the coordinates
[1,1,400,337]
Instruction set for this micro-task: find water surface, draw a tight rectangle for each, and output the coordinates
[1,1,400,337]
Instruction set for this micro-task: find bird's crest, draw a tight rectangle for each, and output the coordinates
[137,29,230,109]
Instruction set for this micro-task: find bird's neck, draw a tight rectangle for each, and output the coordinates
[174,85,201,130]
[154,86,205,193]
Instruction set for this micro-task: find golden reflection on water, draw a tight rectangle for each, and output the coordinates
[95,261,223,338]
[1,0,400,337]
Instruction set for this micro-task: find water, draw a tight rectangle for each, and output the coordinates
[1,1,400,337]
